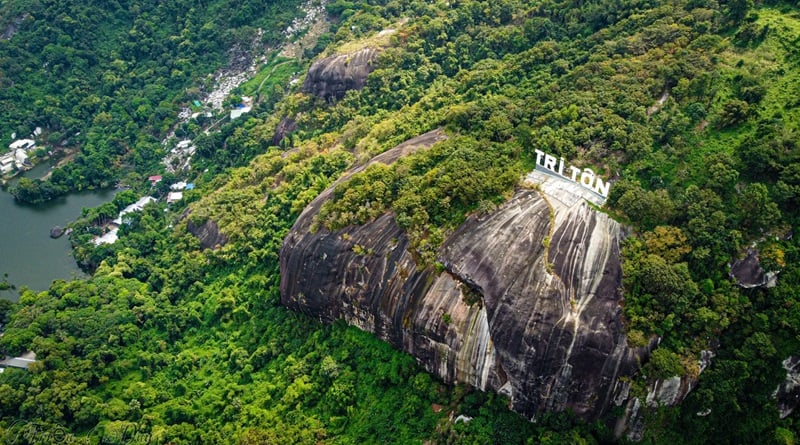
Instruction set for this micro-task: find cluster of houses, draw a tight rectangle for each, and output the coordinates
[167,180,195,203]
[147,175,195,203]
[0,139,35,176]
[93,178,195,246]
[93,196,158,245]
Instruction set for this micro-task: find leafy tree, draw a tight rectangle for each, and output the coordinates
[717,99,750,128]
[737,183,781,234]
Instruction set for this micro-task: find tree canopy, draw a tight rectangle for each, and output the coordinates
[1,0,800,443]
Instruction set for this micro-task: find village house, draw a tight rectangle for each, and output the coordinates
[0,153,15,175]
[93,196,157,246]
[167,191,183,204]
[2,139,37,175]
[13,148,30,169]
[9,139,35,150]
[230,96,253,120]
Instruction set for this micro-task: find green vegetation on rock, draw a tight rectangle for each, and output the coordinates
[1,0,799,443]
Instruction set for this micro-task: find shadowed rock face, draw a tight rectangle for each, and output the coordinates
[272,117,297,147]
[730,248,779,288]
[302,48,379,101]
[186,218,228,250]
[1,15,25,41]
[280,133,647,421]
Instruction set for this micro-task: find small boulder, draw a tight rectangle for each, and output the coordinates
[50,226,65,239]
[730,248,778,289]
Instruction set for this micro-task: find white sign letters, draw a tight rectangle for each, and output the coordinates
[534,149,610,198]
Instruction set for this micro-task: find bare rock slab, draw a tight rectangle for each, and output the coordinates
[280,133,646,422]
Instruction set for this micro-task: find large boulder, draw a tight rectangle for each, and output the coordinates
[186,217,228,250]
[280,131,650,423]
[50,226,65,239]
[302,48,379,101]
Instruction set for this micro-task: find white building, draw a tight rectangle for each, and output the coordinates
[0,351,37,371]
[94,196,157,246]
[13,149,29,169]
[112,196,157,225]
[230,107,252,120]
[230,96,253,120]
[0,153,15,175]
[167,191,183,204]
[9,139,35,150]
[93,229,119,246]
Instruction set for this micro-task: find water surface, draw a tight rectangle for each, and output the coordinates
[0,163,114,302]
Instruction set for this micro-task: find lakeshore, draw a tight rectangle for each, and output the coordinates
[0,163,116,302]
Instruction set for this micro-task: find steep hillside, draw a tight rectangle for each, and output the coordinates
[0,0,305,202]
[281,145,648,424]
[1,0,799,444]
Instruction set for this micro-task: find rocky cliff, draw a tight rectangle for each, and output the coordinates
[302,47,379,101]
[280,134,649,422]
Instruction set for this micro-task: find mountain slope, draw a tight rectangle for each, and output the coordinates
[1,0,799,443]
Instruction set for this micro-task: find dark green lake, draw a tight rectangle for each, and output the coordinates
[0,163,115,302]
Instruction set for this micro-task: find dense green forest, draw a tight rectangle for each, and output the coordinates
[0,0,305,202]
[1,0,800,443]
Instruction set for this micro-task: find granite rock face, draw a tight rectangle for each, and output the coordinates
[281,134,647,422]
[1,15,25,41]
[730,248,779,288]
[272,117,297,147]
[302,48,379,101]
[775,356,800,419]
[186,218,228,250]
